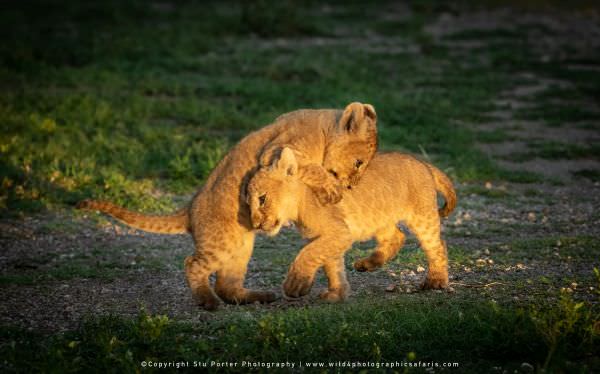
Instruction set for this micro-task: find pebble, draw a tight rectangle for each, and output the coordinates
[385,284,396,292]
[416,265,425,273]
[521,362,534,372]
[527,212,536,222]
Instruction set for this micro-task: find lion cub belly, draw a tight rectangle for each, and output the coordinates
[338,194,400,241]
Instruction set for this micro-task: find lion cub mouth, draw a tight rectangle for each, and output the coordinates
[260,219,281,235]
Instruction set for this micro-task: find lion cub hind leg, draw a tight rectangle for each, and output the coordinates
[320,256,350,302]
[184,255,221,311]
[408,215,449,290]
[354,226,405,272]
[214,233,277,305]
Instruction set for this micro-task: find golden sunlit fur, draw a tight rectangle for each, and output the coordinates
[247,148,457,302]
[78,103,378,310]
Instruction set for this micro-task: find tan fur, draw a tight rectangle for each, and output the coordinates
[247,149,457,302]
[76,200,190,234]
[77,103,378,310]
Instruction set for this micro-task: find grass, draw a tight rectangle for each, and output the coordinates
[502,141,600,162]
[1,295,598,373]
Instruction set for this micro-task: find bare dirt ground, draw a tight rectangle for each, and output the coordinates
[1,6,599,332]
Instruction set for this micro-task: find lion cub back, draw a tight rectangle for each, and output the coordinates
[328,153,456,239]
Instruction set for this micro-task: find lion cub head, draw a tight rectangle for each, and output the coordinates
[246,148,300,236]
[325,102,378,188]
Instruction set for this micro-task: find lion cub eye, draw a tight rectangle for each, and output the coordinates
[258,194,267,206]
[328,169,338,178]
[355,159,364,169]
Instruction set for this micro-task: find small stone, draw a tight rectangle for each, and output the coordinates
[447,286,455,293]
[516,263,526,270]
[487,259,494,265]
[541,216,548,224]
[476,259,487,266]
[485,182,492,189]
[527,212,536,222]
[463,212,472,220]
[484,248,490,255]
[385,284,396,292]
[464,266,472,273]
[571,282,577,289]
[520,362,534,372]
[416,265,425,273]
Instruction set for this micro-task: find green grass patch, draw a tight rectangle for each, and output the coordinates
[499,236,600,261]
[1,295,597,372]
[573,169,600,182]
[503,141,600,162]
[475,128,515,143]
[516,105,600,127]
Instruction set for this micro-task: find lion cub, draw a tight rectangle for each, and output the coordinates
[246,148,456,301]
[78,103,378,310]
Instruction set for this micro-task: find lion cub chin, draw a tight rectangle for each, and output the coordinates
[247,148,457,302]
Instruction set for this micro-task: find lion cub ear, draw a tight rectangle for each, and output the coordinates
[338,102,377,134]
[276,147,298,177]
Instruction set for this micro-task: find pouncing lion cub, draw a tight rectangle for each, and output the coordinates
[78,103,378,310]
[246,148,457,302]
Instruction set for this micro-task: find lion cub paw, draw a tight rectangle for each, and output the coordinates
[421,274,449,290]
[315,184,343,205]
[319,288,349,303]
[353,257,381,272]
[252,290,278,304]
[283,273,314,298]
[192,294,221,311]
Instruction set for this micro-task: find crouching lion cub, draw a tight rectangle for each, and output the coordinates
[246,148,457,302]
[78,102,378,310]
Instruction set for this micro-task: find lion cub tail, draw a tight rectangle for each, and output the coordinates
[426,165,457,218]
[77,200,190,234]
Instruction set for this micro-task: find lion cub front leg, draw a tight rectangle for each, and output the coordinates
[284,235,352,298]
[320,256,350,302]
[298,164,343,205]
